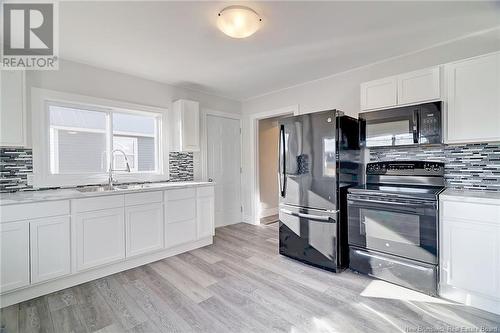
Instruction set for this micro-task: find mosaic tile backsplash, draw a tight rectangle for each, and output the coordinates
[370,143,500,191]
[0,147,194,192]
[168,152,194,182]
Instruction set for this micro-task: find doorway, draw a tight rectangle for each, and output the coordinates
[206,114,242,227]
[257,117,281,225]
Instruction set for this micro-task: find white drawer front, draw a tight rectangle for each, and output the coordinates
[165,198,196,223]
[1,200,70,223]
[72,195,124,213]
[165,219,197,248]
[442,200,500,224]
[165,188,195,201]
[125,191,162,206]
[197,186,214,198]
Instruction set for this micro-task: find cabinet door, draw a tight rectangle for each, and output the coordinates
[360,77,398,111]
[165,196,197,248]
[0,221,29,292]
[398,67,441,105]
[0,71,25,147]
[125,203,164,257]
[197,189,215,239]
[75,208,125,271]
[445,53,500,143]
[30,216,71,283]
[181,100,200,151]
[442,218,500,298]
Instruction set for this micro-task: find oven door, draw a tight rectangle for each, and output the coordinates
[347,194,437,264]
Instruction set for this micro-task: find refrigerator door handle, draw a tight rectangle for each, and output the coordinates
[280,208,333,222]
[279,125,287,197]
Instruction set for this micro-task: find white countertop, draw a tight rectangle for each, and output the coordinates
[440,188,500,205]
[0,181,214,206]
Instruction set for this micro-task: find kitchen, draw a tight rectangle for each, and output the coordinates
[1,1,500,332]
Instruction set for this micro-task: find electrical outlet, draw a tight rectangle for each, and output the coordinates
[27,174,34,186]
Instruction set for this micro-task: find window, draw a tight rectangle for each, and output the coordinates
[48,103,161,176]
[32,88,165,187]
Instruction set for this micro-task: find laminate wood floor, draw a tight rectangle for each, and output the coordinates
[2,222,499,333]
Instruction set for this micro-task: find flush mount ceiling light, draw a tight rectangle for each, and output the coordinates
[217,6,262,38]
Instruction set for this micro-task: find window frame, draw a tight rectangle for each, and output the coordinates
[32,88,168,188]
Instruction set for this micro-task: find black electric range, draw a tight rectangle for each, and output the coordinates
[347,160,445,296]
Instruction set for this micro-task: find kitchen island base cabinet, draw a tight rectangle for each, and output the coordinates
[30,217,71,284]
[75,208,126,272]
[125,203,164,257]
[0,221,30,293]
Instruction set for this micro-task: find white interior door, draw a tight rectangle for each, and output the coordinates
[207,115,241,227]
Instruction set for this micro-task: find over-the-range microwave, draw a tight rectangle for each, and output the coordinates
[359,101,442,148]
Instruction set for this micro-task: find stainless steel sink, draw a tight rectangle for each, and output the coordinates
[75,183,162,193]
[76,185,127,193]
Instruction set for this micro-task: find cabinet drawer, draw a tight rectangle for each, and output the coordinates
[197,186,214,198]
[165,188,195,201]
[165,219,197,248]
[442,200,500,224]
[125,191,162,206]
[72,195,124,213]
[1,200,69,223]
[165,198,196,223]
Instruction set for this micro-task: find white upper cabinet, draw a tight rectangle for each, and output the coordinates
[398,67,441,105]
[445,52,500,144]
[0,70,26,147]
[360,67,441,111]
[360,76,398,111]
[170,99,200,152]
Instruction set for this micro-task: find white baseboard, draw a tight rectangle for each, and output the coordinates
[259,207,278,218]
[0,237,213,308]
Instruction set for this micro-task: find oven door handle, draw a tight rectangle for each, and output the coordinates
[280,208,335,222]
[348,197,435,207]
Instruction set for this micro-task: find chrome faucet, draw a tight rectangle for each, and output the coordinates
[108,149,131,189]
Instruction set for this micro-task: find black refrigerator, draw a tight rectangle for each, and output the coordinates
[278,110,360,272]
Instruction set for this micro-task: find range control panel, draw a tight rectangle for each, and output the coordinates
[366,161,444,176]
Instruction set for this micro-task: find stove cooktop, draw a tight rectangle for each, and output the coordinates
[348,184,445,200]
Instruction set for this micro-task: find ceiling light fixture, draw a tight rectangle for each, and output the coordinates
[217,6,261,39]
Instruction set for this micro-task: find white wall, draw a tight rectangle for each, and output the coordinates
[240,29,500,223]
[25,59,241,180]
[258,117,279,217]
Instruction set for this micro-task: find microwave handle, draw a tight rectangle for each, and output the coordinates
[413,110,419,144]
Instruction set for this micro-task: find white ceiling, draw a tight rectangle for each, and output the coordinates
[60,1,500,101]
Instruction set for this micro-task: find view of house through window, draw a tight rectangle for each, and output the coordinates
[48,103,160,175]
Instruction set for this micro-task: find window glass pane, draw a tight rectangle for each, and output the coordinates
[49,105,107,174]
[113,112,157,172]
[113,136,138,171]
[113,113,155,136]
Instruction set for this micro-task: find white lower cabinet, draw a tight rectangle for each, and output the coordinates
[30,216,71,284]
[75,208,125,271]
[197,187,215,239]
[0,185,215,308]
[125,203,164,257]
[440,196,500,315]
[0,221,30,293]
[165,189,197,248]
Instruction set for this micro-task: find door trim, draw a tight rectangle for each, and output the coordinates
[248,104,299,225]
